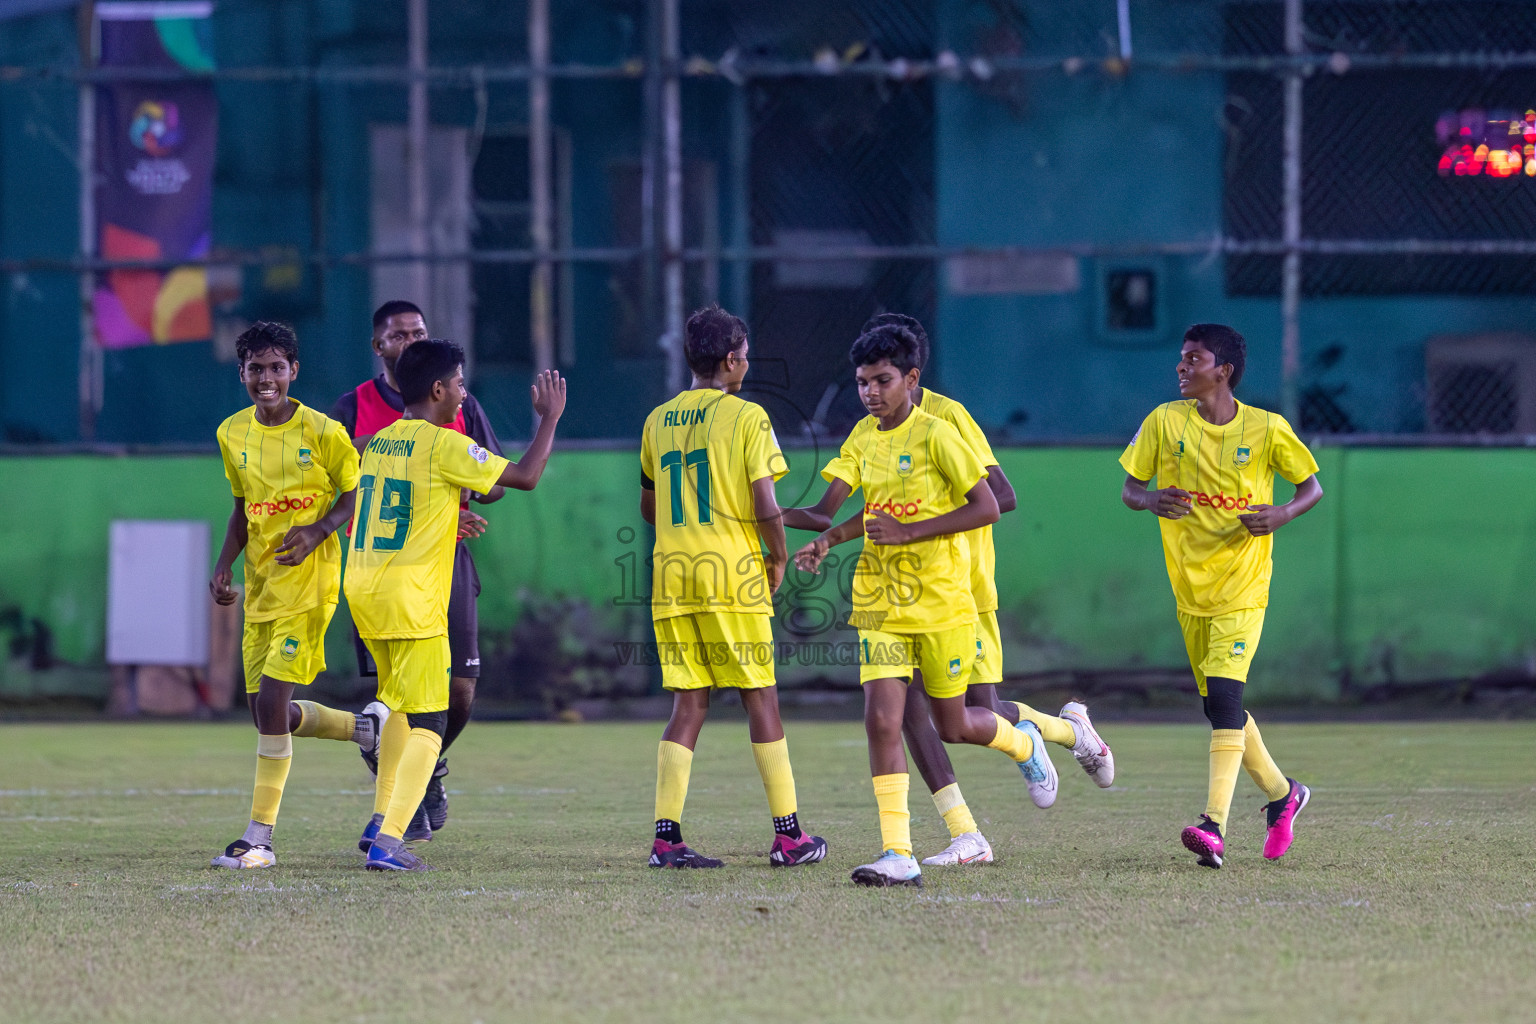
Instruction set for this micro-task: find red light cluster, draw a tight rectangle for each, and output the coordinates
[1435,109,1536,178]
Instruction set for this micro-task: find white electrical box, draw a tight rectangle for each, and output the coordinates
[107,520,211,666]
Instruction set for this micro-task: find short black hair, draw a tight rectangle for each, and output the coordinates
[684,304,748,376]
[395,339,464,405]
[236,321,298,365]
[849,324,921,374]
[372,300,424,332]
[1184,323,1247,389]
[861,313,929,369]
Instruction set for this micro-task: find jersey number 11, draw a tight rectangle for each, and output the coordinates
[659,448,711,526]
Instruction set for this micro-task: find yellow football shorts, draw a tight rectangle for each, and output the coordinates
[362,635,451,714]
[242,603,336,693]
[972,610,1003,686]
[1177,607,1266,694]
[653,611,776,691]
[857,624,976,699]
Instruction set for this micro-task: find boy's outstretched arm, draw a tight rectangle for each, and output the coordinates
[1122,474,1193,518]
[865,480,998,545]
[210,496,248,605]
[1238,475,1322,536]
[751,476,789,595]
[496,370,566,491]
[274,489,357,566]
[781,478,852,533]
[792,512,867,575]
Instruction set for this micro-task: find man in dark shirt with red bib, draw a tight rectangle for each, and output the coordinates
[331,300,506,841]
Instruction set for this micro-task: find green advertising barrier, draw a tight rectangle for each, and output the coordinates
[1,447,1531,702]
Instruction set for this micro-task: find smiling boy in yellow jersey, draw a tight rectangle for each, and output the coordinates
[792,324,1054,888]
[209,322,376,870]
[1121,323,1322,869]
[640,305,827,869]
[345,340,566,871]
[840,314,1116,867]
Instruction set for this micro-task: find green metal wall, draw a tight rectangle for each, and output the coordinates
[2,447,1530,702]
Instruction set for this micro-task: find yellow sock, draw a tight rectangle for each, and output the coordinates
[931,782,977,838]
[1242,713,1291,802]
[250,734,293,825]
[292,700,356,741]
[985,711,1033,762]
[373,710,410,817]
[1011,702,1077,747]
[872,773,911,857]
[654,740,694,823]
[381,728,443,840]
[750,738,797,819]
[1205,729,1246,828]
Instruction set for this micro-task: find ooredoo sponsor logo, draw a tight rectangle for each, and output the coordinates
[1189,489,1253,512]
[864,498,924,519]
[247,493,323,517]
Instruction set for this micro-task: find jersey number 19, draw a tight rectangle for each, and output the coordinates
[355,474,413,551]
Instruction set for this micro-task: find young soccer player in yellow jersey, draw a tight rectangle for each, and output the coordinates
[851,314,1116,867]
[209,322,376,870]
[346,341,566,871]
[640,305,827,869]
[1120,323,1321,869]
[792,324,1053,887]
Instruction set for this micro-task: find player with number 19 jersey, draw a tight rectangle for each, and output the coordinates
[344,419,509,641]
[640,389,788,621]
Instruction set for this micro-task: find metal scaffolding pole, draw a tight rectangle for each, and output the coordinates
[529,0,555,373]
[77,1,99,441]
[660,0,685,394]
[1280,0,1304,424]
[406,0,430,307]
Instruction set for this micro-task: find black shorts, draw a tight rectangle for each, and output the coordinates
[355,541,482,679]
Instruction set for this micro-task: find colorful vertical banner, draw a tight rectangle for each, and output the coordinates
[93,1,217,348]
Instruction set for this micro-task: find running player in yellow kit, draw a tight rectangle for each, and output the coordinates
[793,324,1052,887]
[346,340,565,871]
[209,322,377,869]
[1120,323,1321,868]
[641,305,826,869]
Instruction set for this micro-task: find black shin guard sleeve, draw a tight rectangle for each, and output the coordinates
[405,710,448,737]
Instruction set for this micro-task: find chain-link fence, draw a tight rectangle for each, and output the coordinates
[2,0,1536,445]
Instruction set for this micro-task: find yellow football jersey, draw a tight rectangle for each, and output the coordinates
[640,389,788,620]
[822,405,988,634]
[915,388,1000,614]
[1119,399,1319,616]
[344,418,508,639]
[217,400,360,623]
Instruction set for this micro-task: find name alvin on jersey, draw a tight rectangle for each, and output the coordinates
[1188,489,1255,512]
[248,494,323,517]
[662,408,708,427]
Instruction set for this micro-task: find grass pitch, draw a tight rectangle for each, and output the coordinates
[1,719,1533,1023]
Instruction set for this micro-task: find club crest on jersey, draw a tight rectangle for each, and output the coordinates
[296,447,313,470]
[1234,445,1252,467]
[1230,640,1246,660]
[239,451,247,468]
[1174,440,1185,459]
[975,637,984,662]
[947,656,962,678]
[897,452,913,476]
[280,636,300,662]
[468,443,489,464]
